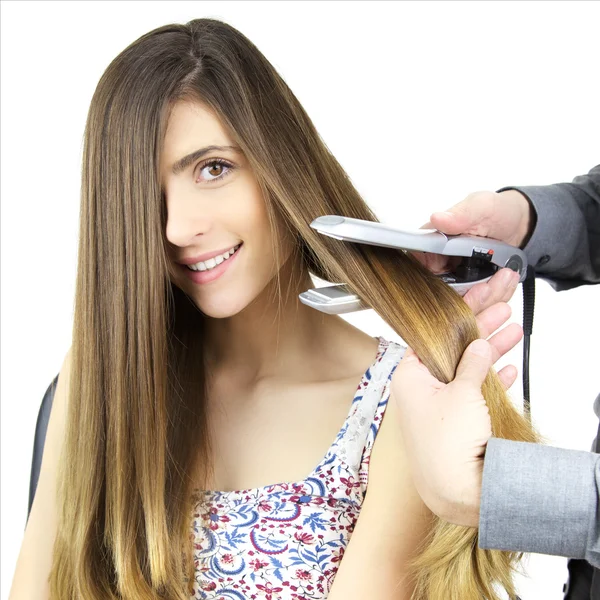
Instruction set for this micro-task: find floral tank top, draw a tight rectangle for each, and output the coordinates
[189,337,406,599]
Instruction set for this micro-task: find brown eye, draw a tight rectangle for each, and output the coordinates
[196,159,234,183]
[208,164,223,177]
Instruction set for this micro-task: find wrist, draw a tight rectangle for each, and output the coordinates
[424,491,480,528]
[497,189,537,249]
[419,468,482,528]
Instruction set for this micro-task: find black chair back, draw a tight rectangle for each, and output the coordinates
[27,375,58,522]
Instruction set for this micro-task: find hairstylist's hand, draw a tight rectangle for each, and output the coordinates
[391,292,521,528]
[391,339,495,528]
[412,189,535,312]
[393,190,534,527]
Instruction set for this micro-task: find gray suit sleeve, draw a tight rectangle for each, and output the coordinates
[479,438,600,568]
[478,165,600,564]
[499,164,600,291]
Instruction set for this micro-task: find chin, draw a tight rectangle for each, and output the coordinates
[195,293,253,319]
[181,262,283,319]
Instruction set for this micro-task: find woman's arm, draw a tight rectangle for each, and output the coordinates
[9,349,72,600]
[327,390,434,599]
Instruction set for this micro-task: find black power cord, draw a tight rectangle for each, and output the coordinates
[521,265,536,419]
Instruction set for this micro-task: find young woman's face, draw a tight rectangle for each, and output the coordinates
[160,101,294,318]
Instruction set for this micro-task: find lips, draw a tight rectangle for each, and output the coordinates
[180,242,243,285]
[179,242,243,266]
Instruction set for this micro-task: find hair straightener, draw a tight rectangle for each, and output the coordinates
[299,215,536,418]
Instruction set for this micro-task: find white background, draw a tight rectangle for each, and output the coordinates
[1,2,599,598]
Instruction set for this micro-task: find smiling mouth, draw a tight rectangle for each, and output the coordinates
[185,243,243,272]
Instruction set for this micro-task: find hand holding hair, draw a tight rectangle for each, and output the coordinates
[409,188,530,400]
[391,339,496,528]
[390,245,524,528]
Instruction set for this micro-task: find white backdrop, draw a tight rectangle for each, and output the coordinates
[1,2,598,598]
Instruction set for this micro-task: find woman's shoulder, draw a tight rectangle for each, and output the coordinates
[319,323,405,376]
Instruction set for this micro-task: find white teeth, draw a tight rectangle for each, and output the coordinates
[187,244,240,272]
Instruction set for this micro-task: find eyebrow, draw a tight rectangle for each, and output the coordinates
[171,145,241,175]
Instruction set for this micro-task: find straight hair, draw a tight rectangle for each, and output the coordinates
[50,18,540,599]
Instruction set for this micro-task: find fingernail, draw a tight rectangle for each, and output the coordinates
[501,269,515,285]
[470,339,491,357]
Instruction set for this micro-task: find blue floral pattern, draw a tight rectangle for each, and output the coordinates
[189,337,405,599]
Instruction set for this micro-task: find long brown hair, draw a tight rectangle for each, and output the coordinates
[50,18,539,599]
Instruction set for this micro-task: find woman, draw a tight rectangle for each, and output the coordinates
[9,18,538,600]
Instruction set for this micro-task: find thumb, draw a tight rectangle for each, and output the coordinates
[454,339,493,387]
[429,194,493,235]
[429,210,474,235]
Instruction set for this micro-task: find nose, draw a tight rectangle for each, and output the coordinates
[165,193,213,248]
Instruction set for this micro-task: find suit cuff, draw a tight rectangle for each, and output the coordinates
[497,185,586,275]
[479,437,597,559]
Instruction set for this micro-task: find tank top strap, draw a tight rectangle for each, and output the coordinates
[358,339,406,488]
[330,337,406,480]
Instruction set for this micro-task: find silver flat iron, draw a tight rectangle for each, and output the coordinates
[299,215,528,314]
[299,215,536,420]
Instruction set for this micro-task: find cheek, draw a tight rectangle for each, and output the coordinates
[244,200,271,237]
[236,181,276,255]
[248,206,293,271]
